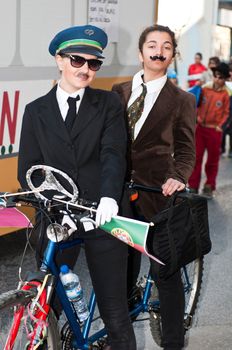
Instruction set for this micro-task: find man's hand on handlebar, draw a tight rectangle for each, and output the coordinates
[96,197,118,227]
[162,178,185,196]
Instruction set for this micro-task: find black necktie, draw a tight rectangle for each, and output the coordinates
[65,96,80,132]
[127,84,147,141]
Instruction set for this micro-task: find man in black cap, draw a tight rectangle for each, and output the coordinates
[18,24,136,350]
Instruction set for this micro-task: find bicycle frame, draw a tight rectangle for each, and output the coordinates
[129,275,158,319]
[0,166,203,349]
[41,236,157,349]
[40,237,98,349]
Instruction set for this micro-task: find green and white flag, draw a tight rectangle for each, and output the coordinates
[100,215,164,265]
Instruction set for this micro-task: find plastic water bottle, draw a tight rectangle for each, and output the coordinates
[60,264,89,322]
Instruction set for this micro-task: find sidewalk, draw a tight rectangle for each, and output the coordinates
[135,155,232,349]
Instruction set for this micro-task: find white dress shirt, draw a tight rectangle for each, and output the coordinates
[128,70,167,140]
[56,82,85,121]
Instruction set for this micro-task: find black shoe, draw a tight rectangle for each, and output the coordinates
[201,184,213,199]
[188,187,198,194]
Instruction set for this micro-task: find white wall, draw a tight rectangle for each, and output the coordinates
[158,0,220,88]
[0,0,156,80]
[0,0,156,157]
[1,0,230,85]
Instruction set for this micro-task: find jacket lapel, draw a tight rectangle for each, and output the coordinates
[71,87,99,138]
[38,85,71,143]
[38,86,99,142]
[133,80,177,145]
[119,81,132,107]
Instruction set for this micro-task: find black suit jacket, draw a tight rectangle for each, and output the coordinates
[18,85,127,203]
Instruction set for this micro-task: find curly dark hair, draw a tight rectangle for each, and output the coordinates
[138,24,177,57]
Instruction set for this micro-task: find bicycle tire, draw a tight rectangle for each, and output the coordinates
[0,288,61,350]
[149,258,204,347]
[182,257,204,329]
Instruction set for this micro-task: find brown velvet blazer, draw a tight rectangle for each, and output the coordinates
[113,79,196,220]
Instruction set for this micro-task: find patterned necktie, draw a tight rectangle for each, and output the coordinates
[127,84,147,141]
[65,95,80,133]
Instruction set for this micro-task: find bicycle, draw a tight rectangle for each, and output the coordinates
[0,165,203,349]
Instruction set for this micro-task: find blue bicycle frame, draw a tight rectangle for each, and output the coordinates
[41,236,156,349]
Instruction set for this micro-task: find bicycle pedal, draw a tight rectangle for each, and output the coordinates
[96,337,109,349]
[184,314,193,330]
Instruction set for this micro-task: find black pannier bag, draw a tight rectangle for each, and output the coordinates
[146,194,211,280]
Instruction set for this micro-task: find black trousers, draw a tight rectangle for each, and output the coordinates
[126,195,185,349]
[85,232,136,350]
[128,248,184,349]
[35,220,136,350]
[151,263,185,349]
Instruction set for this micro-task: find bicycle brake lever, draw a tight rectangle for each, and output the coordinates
[80,217,96,225]
[80,217,97,232]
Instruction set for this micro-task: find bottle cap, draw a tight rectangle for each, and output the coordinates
[60,264,69,274]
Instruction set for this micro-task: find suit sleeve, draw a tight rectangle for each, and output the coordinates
[112,83,127,106]
[99,92,127,203]
[167,92,196,183]
[18,105,44,189]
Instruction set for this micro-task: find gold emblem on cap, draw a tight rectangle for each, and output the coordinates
[85,29,94,36]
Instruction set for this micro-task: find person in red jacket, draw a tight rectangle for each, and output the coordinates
[188,62,230,197]
[187,52,207,87]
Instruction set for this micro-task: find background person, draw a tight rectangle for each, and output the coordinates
[202,56,221,84]
[18,24,136,350]
[187,52,207,87]
[221,63,232,157]
[188,62,230,197]
[113,24,196,350]
[167,67,178,85]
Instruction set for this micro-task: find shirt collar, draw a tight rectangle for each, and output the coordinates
[56,82,85,107]
[204,81,229,92]
[132,70,167,93]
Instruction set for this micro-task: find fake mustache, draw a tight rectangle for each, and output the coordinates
[150,55,166,62]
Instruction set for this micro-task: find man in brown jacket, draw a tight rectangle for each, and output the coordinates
[113,25,196,350]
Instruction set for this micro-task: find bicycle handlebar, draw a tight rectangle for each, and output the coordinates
[127,181,205,199]
[0,191,97,213]
[0,165,99,242]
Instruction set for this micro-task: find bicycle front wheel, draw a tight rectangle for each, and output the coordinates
[182,257,204,329]
[0,288,61,350]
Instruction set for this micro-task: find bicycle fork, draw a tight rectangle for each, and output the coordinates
[5,275,55,350]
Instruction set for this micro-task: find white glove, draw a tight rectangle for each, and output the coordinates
[96,197,118,227]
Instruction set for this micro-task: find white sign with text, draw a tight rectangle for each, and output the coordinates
[88,0,119,43]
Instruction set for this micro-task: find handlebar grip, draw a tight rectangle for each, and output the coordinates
[127,182,162,194]
[127,182,204,199]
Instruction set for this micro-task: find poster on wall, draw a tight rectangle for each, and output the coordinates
[0,81,52,159]
[88,0,119,43]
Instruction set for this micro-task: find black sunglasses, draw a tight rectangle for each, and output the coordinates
[61,54,103,71]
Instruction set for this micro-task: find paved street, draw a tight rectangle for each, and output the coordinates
[135,155,232,349]
[0,154,232,349]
